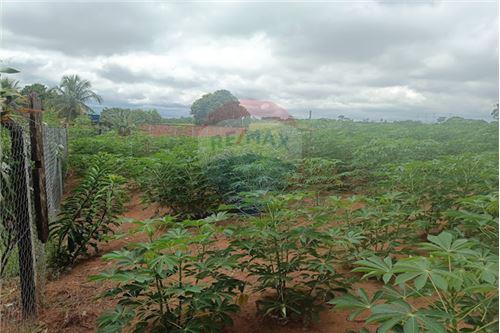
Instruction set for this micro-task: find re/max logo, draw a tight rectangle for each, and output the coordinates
[209,130,290,149]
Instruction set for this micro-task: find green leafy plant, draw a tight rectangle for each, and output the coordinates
[445,193,498,251]
[143,155,221,219]
[91,216,245,333]
[290,157,346,205]
[205,152,293,207]
[50,154,126,267]
[52,74,102,123]
[386,153,498,234]
[100,107,163,136]
[230,193,348,325]
[331,231,499,333]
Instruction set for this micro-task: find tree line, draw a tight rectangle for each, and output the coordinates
[1,74,165,135]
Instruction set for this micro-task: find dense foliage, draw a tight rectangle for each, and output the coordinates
[230,193,349,325]
[50,154,126,267]
[143,155,221,219]
[332,229,498,332]
[191,90,242,124]
[205,152,294,205]
[49,114,498,332]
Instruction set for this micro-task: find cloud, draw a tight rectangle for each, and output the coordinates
[0,1,497,120]
[1,2,167,56]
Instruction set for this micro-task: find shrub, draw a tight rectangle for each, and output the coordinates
[143,155,221,219]
[383,153,499,231]
[50,154,126,267]
[230,193,348,325]
[445,193,498,252]
[204,152,294,205]
[289,157,346,205]
[91,217,245,333]
[331,231,499,332]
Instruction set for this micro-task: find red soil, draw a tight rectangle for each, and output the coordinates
[32,193,379,333]
[141,124,246,137]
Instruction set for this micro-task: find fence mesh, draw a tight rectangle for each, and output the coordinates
[0,112,67,332]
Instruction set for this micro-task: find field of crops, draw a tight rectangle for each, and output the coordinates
[31,116,497,333]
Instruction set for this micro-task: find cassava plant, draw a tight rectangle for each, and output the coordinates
[331,231,499,333]
[445,193,498,252]
[143,155,221,219]
[91,216,245,333]
[290,157,346,205]
[50,154,126,267]
[204,152,293,207]
[351,192,424,257]
[230,193,348,325]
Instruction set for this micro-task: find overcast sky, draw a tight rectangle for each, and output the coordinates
[0,1,498,120]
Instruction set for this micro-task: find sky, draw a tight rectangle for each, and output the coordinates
[0,1,498,121]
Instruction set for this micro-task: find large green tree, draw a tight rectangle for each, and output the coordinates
[190,90,239,125]
[207,100,250,126]
[53,75,102,123]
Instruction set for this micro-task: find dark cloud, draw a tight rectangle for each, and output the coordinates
[0,1,497,120]
[99,63,200,88]
[2,2,166,56]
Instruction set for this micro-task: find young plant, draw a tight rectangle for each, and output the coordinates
[445,193,498,251]
[50,154,126,267]
[331,231,499,333]
[143,155,221,219]
[204,152,293,206]
[92,216,245,333]
[230,193,348,325]
[290,157,346,205]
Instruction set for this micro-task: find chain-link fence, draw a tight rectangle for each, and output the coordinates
[0,112,67,332]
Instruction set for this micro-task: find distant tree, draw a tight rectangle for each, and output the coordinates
[22,83,56,100]
[100,107,163,135]
[21,83,59,108]
[52,75,102,123]
[163,116,194,125]
[143,109,162,124]
[101,108,136,136]
[190,90,238,125]
[437,116,447,123]
[446,116,465,121]
[207,100,250,126]
[338,115,345,121]
[492,103,499,120]
[21,82,46,96]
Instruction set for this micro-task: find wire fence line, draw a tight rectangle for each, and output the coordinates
[0,113,67,332]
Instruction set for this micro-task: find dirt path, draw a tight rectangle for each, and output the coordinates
[37,194,378,333]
